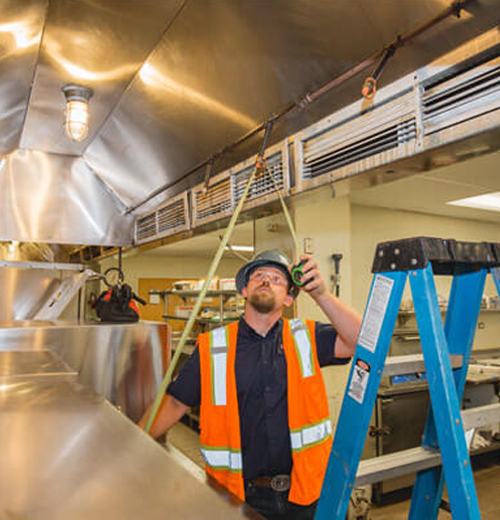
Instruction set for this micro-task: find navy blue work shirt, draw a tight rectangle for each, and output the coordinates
[168,317,350,480]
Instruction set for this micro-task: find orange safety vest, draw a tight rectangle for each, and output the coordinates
[198,319,333,505]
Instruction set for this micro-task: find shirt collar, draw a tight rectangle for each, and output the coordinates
[239,316,283,340]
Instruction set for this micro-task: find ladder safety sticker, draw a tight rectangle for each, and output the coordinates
[348,359,371,404]
[358,274,394,353]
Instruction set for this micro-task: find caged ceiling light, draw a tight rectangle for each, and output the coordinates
[61,84,93,142]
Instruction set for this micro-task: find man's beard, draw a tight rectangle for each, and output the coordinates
[248,287,276,314]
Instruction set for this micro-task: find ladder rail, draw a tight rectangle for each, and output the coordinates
[316,271,408,519]
[408,266,482,519]
[409,268,488,520]
[316,238,500,520]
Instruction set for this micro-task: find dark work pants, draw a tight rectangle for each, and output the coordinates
[244,482,317,520]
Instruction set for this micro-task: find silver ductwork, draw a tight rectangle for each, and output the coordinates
[1,1,499,246]
[0,150,133,246]
[133,27,500,246]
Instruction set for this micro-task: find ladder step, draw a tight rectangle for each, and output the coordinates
[462,403,500,430]
[355,403,500,486]
[383,354,463,377]
[355,447,441,486]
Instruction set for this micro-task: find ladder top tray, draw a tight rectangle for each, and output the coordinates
[372,237,500,274]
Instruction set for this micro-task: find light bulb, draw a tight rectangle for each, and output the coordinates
[61,85,93,142]
[65,100,89,142]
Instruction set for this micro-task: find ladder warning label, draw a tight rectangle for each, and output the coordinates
[357,274,394,353]
[348,359,370,404]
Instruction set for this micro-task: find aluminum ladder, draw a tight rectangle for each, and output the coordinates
[316,237,500,520]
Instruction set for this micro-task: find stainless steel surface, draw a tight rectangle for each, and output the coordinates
[0,0,498,242]
[0,0,46,155]
[0,321,167,422]
[0,242,75,262]
[374,372,500,498]
[356,447,442,487]
[383,354,463,376]
[87,0,498,209]
[0,261,85,321]
[0,349,74,377]
[33,268,95,321]
[0,150,133,245]
[20,0,184,156]
[0,350,260,518]
[462,403,500,430]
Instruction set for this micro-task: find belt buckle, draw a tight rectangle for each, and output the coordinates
[270,474,290,492]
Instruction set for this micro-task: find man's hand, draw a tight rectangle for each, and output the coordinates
[291,254,362,359]
[292,254,327,300]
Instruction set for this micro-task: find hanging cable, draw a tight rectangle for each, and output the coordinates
[223,239,252,262]
[362,42,398,100]
[259,157,300,255]
[202,155,216,194]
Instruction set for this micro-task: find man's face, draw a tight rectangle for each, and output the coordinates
[242,266,293,314]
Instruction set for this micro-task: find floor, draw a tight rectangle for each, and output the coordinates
[370,459,500,519]
[169,422,500,518]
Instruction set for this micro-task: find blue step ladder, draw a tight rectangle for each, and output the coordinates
[316,237,500,520]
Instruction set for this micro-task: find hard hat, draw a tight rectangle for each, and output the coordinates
[236,249,298,297]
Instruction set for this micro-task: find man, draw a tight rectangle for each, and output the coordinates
[141,250,362,519]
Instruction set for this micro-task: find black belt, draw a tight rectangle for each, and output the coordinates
[246,474,291,492]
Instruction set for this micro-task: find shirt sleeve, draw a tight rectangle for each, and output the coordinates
[314,322,351,367]
[167,345,201,408]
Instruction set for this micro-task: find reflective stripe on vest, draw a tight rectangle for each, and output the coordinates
[290,418,333,452]
[209,327,229,406]
[289,319,315,378]
[201,446,243,472]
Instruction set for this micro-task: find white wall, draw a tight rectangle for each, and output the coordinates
[292,190,354,424]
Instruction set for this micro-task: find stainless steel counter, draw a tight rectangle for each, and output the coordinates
[0,321,166,422]
[0,349,260,519]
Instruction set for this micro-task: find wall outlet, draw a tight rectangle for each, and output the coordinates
[304,237,314,254]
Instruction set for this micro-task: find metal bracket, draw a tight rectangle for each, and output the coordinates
[33,269,97,321]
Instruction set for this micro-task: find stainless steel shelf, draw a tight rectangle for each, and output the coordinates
[163,314,238,325]
[150,289,238,299]
[397,307,498,325]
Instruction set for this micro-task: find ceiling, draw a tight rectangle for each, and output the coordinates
[350,151,500,223]
[2,0,500,221]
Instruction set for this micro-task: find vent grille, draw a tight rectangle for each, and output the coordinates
[192,175,232,226]
[134,193,189,244]
[302,118,416,180]
[191,142,289,228]
[422,45,500,134]
[135,213,157,242]
[296,86,417,187]
[232,150,286,203]
[157,198,187,234]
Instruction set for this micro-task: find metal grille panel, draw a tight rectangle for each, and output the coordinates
[231,143,289,208]
[295,79,418,192]
[135,213,157,242]
[422,43,500,135]
[134,192,189,244]
[158,198,186,234]
[302,117,416,180]
[192,174,233,226]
